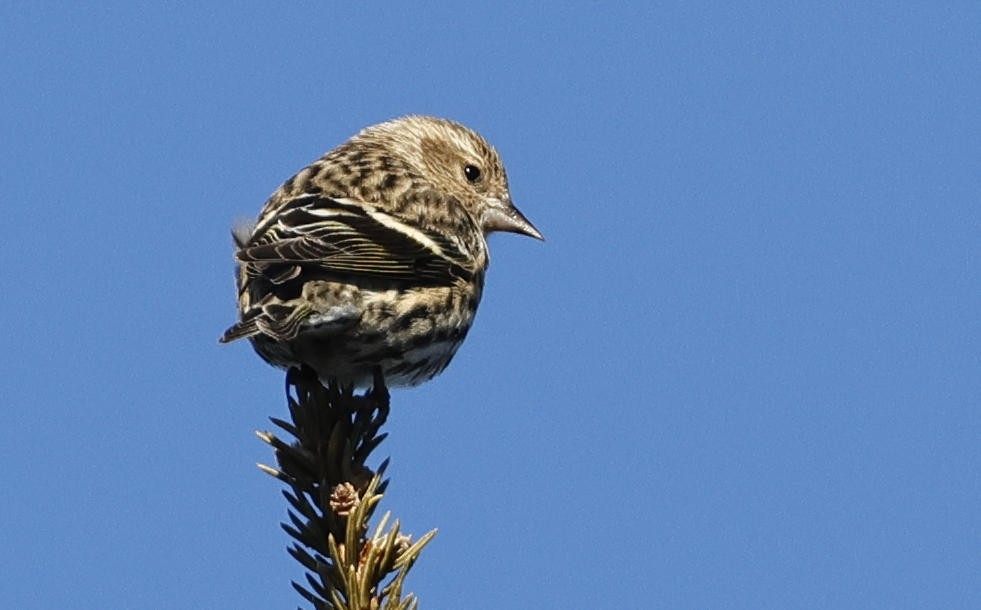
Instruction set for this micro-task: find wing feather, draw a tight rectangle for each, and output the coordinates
[237,195,476,284]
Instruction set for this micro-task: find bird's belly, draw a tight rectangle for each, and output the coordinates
[283,283,480,387]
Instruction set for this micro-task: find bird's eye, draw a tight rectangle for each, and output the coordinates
[464,164,482,183]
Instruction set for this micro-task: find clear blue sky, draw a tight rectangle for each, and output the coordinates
[2,3,978,609]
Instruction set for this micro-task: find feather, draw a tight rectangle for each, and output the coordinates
[237,195,475,285]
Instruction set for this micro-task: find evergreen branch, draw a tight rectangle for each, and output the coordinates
[257,365,435,609]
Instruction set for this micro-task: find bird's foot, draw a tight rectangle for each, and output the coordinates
[368,366,389,404]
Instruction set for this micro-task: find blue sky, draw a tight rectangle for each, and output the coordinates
[2,3,978,609]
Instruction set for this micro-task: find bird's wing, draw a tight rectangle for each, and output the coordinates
[237,194,476,285]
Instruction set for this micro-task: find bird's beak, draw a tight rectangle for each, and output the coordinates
[483,200,544,241]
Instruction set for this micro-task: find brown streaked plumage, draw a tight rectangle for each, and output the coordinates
[220,116,542,388]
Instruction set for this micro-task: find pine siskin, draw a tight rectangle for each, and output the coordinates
[220,116,542,388]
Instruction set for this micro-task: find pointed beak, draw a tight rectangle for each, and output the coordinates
[483,201,544,241]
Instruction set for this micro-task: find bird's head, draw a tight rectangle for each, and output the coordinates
[356,116,543,240]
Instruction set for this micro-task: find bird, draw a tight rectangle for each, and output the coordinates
[220,116,542,389]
